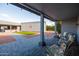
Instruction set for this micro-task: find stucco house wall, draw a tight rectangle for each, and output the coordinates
[0,20,46,32]
[21,22,46,32]
[61,17,77,34]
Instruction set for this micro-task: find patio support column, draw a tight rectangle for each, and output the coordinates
[10,26,12,32]
[17,26,20,32]
[55,21,57,34]
[40,13,46,46]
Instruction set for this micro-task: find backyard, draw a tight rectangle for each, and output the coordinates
[0,31,54,56]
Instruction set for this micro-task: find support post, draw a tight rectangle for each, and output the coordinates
[55,21,57,34]
[17,26,20,32]
[40,13,46,46]
[10,26,12,32]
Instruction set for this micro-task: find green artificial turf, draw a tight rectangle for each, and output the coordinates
[16,31,36,35]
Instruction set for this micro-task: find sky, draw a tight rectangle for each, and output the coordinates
[0,3,55,26]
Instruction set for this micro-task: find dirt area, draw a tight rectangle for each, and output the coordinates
[0,31,55,45]
[45,31,55,38]
[0,32,16,45]
[0,32,13,35]
[23,34,40,39]
[23,31,55,39]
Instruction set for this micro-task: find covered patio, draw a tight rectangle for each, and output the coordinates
[11,3,79,56]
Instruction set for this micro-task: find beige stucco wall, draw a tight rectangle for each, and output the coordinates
[21,22,46,32]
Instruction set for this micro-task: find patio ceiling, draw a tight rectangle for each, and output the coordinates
[12,3,79,21]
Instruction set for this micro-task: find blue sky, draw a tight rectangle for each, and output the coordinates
[0,3,55,26]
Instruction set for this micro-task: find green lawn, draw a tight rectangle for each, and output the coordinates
[16,32,36,35]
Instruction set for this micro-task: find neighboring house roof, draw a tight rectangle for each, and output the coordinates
[0,20,21,26]
[21,21,46,24]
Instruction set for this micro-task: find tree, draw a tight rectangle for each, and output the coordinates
[56,17,62,34]
[46,25,55,31]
